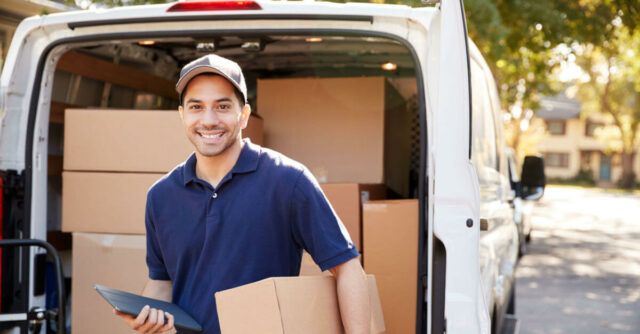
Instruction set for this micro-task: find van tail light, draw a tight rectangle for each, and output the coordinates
[167,1,262,12]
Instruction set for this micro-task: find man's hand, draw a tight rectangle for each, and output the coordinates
[113,305,176,334]
[113,279,175,333]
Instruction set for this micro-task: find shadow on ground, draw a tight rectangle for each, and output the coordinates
[515,186,640,334]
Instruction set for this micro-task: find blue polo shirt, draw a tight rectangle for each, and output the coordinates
[145,139,358,333]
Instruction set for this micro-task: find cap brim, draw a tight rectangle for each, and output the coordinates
[175,65,246,102]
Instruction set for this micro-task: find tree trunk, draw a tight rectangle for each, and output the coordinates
[619,151,637,189]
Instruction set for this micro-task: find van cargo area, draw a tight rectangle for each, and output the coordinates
[27,34,423,332]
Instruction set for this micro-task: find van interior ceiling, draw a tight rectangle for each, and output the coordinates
[44,34,421,332]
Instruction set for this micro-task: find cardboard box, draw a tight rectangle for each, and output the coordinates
[71,232,148,334]
[298,251,325,276]
[258,77,405,184]
[216,275,385,334]
[363,200,419,334]
[320,183,386,252]
[62,171,161,234]
[63,109,263,172]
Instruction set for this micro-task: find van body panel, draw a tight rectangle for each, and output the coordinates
[0,15,49,171]
[468,32,518,333]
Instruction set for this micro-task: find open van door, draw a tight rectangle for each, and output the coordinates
[426,0,487,333]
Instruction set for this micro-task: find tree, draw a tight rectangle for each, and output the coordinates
[574,25,640,188]
[464,0,628,161]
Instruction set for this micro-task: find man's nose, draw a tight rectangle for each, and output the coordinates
[201,108,220,126]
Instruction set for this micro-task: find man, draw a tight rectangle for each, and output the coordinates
[114,54,371,333]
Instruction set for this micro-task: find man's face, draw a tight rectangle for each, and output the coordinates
[178,74,250,157]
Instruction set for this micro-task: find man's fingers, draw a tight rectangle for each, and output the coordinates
[139,307,158,333]
[132,305,150,330]
[159,312,175,333]
[150,309,166,333]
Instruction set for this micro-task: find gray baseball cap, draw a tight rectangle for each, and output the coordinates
[176,54,247,104]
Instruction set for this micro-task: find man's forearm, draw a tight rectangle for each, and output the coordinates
[141,279,173,302]
[331,258,371,334]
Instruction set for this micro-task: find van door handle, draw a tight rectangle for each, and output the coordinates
[480,218,489,231]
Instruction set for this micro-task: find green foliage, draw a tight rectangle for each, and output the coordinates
[462,1,640,187]
[465,0,631,112]
[574,25,640,188]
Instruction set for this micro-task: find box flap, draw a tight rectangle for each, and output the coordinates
[215,279,284,334]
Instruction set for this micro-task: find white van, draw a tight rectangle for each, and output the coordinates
[0,1,546,333]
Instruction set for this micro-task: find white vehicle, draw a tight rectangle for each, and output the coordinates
[0,1,546,333]
[506,148,543,257]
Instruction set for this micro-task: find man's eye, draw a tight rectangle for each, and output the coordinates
[189,105,202,110]
[217,104,231,110]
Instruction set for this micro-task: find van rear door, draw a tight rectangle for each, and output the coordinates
[0,15,54,334]
[426,0,487,333]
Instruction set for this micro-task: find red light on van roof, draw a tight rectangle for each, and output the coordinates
[167,1,262,12]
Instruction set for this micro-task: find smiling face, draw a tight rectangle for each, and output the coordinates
[178,74,250,157]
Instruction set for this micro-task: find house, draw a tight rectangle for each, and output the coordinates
[535,93,640,185]
[0,0,73,69]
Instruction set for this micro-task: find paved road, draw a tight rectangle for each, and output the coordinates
[516,186,640,334]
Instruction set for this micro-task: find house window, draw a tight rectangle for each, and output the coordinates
[585,120,601,137]
[546,120,566,135]
[544,152,570,168]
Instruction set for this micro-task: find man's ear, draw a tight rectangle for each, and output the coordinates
[178,105,184,121]
[240,104,251,130]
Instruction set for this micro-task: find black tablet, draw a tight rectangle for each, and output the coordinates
[94,284,202,332]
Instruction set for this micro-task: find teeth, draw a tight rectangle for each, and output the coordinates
[200,132,223,139]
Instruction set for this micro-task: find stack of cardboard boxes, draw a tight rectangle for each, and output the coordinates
[257,77,419,334]
[63,76,419,333]
[63,109,263,332]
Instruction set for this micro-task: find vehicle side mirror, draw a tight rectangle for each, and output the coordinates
[520,155,545,201]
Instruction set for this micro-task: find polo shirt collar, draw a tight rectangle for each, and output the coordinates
[182,138,260,186]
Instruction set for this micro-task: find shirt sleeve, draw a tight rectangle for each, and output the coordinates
[145,194,171,280]
[289,168,359,271]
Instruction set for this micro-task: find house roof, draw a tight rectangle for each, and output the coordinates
[0,0,73,23]
[537,93,581,120]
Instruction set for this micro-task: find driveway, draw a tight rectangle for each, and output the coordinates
[516,185,640,333]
